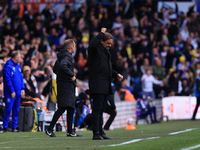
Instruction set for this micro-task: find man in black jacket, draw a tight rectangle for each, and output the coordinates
[88,28,123,140]
[45,39,81,137]
[103,83,117,130]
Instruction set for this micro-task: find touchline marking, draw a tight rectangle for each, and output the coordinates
[168,128,198,135]
[108,137,160,147]
[0,140,29,145]
[146,137,160,140]
[0,146,98,149]
[181,144,200,150]
[108,139,143,146]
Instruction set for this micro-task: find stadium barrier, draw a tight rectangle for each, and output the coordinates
[103,99,163,129]
[162,96,200,120]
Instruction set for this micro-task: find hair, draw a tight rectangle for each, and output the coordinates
[64,39,74,50]
[102,32,113,41]
[11,51,19,59]
[145,67,151,72]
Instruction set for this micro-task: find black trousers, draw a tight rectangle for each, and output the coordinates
[48,106,74,133]
[79,114,92,129]
[192,97,200,119]
[91,94,108,134]
[103,104,116,130]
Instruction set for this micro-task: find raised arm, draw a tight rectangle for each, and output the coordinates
[88,28,107,53]
[152,76,163,85]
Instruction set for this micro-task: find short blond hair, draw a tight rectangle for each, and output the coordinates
[64,39,74,50]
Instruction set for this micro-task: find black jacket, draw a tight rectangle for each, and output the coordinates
[54,49,75,82]
[88,32,118,95]
[53,49,76,108]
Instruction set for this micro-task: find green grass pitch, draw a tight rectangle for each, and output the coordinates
[0,120,199,150]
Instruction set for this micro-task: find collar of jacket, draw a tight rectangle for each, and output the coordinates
[9,58,18,66]
[57,49,72,60]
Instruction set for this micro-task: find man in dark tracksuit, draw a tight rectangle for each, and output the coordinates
[46,39,81,137]
[88,28,123,140]
[3,51,25,132]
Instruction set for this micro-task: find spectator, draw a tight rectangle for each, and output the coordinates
[23,65,50,100]
[73,92,88,135]
[136,93,159,124]
[180,26,190,42]
[167,68,180,96]
[179,78,190,96]
[140,58,150,75]
[151,47,160,65]
[141,68,163,100]
[129,57,141,96]
[165,47,176,73]
[18,0,31,18]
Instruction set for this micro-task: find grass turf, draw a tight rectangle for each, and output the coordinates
[0,120,199,150]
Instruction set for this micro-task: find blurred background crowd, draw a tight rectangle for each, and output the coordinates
[0,0,199,103]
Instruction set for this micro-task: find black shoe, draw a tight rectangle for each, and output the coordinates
[12,128,21,132]
[67,132,83,137]
[3,128,8,132]
[101,133,113,140]
[45,129,57,137]
[191,118,196,121]
[154,120,160,123]
[93,133,104,140]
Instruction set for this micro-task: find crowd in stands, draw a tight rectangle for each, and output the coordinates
[0,0,199,104]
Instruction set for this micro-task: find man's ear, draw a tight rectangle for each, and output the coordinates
[101,40,104,45]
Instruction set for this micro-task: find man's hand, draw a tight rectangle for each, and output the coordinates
[21,90,25,98]
[71,76,76,81]
[11,92,16,99]
[101,28,107,34]
[117,74,123,81]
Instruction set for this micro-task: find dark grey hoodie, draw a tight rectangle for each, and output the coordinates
[53,49,75,82]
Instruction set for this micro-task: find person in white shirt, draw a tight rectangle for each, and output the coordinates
[180,26,189,42]
[141,68,163,100]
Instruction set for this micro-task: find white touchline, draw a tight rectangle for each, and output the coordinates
[108,137,160,147]
[146,137,160,140]
[181,144,200,150]
[108,139,143,146]
[168,128,198,135]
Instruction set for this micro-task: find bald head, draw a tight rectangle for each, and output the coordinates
[11,51,21,63]
[156,58,161,66]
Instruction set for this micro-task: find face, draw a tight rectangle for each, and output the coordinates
[146,69,151,76]
[15,53,22,63]
[24,70,30,76]
[70,42,76,53]
[156,59,161,66]
[144,58,149,66]
[101,39,113,50]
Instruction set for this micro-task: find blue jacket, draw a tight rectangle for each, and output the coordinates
[194,76,200,97]
[3,59,25,97]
